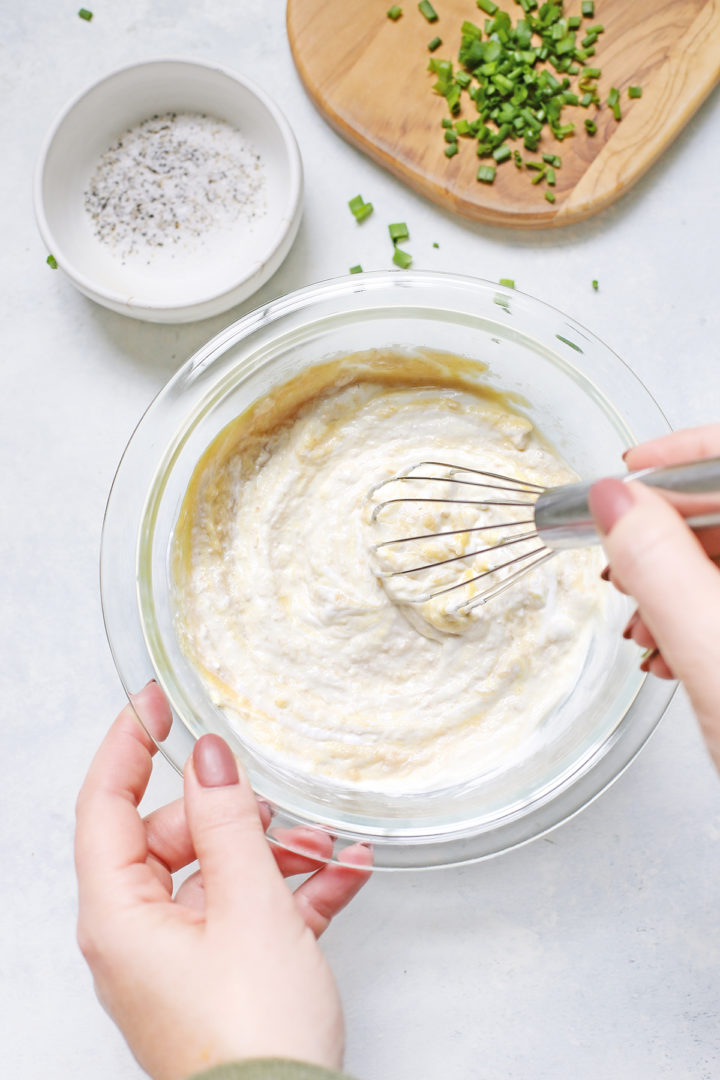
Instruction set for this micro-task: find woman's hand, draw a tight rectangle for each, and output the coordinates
[75,683,372,1080]
[589,423,720,769]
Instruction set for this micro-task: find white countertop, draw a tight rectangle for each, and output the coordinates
[3,3,720,1078]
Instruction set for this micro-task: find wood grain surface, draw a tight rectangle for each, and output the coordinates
[287,0,720,228]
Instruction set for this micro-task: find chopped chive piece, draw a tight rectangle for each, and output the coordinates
[441,117,452,128]
[531,166,547,184]
[581,1,594,16]
[433,241,440,248]
[476,0,498,13]
[556,333,582,352]
[545,190,556,203]
[477,164,496,183]
[585,118,597,134]
[78,7,93,19]
[493,143,511,163]
[46,254,58,269]
[428,36,443,51]
[444,129,458,142]
[348,195,374,222]
[628,85,642,99]
[582,67,601,78]
[444,142,459,157]
[580,92,595,107]
[388,222,410,243]
[546,167,556,185]
[499,278,515,288]
[525,160,544,171]
[387,5,402,19]
[608,87,622,121]
[392,246,413,269]
[568,16,581,30]
[592,279,599,291]
[543,153,561,167]
[418,0,438,22]
[349,265,363,274]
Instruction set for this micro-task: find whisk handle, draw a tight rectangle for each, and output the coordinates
[535,456,720,549]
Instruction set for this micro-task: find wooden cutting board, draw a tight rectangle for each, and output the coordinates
[287,0,720,227]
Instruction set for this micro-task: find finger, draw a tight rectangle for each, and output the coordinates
[183,735,292,924]
[626,614,657,652]
[644,651,675,680]
[589,479,720,730]
[293,844,373,938]
[144,794,273,876]
[272,827,335,878]
[75,683,167,909]
[624,424,720,472]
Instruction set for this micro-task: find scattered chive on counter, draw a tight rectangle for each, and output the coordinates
[392,247,413,269]
[46,254,58,269]
[425,0,624,198]
[387,5,403,19]
[607,87,621,121]
[592,279,599,290]
[418,1,438,22]
[349,265,363,274]
[349,194,374,222]
[545,190,556,203]
[78,7,93,19]
[388,222,410,243]
[499,278,515,287]
[428,36,443,51]
[433,241,440,247]
[628,85,642,98]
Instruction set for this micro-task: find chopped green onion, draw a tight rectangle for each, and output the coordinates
[349,265,363,274]
[581,1,594,16]
[580,92,595,107]
[628,85,642,99]
[556,332,582,351]
[531,166,546,184]
[46,254,58,269]
[348,195,374,222]
[592,279,599,291]
[582,66,601,78]
[568,16,581,30]
[444,142,459,157]
[78,7,93,19]
[476,0,498,13]
[493,143,511,163]
[441,117,452,128]
[585,118,597,134]
[418,0,438,22]
[428,36,443,51]
[444,128,458,142]
[545,191,556,203]
[387,5,402,19]
[499,278,515,288]
[388,222,410,243]
[608,86,621,121]
[477,164,496,183]
[433,241,440,248]
[546,167,556,186]
[392,246,413,269]
[543,153,561,167]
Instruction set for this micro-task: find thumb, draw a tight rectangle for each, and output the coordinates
[183,735,288,923]
[589,478,720,736]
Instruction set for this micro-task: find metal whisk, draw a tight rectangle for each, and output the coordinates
[368,457,720,611]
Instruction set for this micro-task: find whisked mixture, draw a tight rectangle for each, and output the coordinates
[172,351,605,793]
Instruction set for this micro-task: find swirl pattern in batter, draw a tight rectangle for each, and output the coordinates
[172,351,605,793]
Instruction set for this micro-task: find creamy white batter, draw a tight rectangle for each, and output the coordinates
[173,352,605,793]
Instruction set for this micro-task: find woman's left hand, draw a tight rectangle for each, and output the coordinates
[75,682,372,1080]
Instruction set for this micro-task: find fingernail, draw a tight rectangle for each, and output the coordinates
[193,734,239,788]
[621,448,631,462]
[622,612,638,639]
[588,478,635,536]
[640,647,659,673]
[600,564,610,581]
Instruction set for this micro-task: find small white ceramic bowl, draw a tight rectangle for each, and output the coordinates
[34,58,303,323]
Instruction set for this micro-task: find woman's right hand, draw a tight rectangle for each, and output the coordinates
[588,423,720,771]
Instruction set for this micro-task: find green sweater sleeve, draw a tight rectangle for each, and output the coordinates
[186,1060,355,1080]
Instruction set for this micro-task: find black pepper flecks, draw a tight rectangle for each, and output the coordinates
[84,113,267,263]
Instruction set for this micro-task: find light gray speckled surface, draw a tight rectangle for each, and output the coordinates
[2,3,719,1079]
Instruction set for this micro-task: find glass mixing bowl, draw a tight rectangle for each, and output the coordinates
[101,271,675,869]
